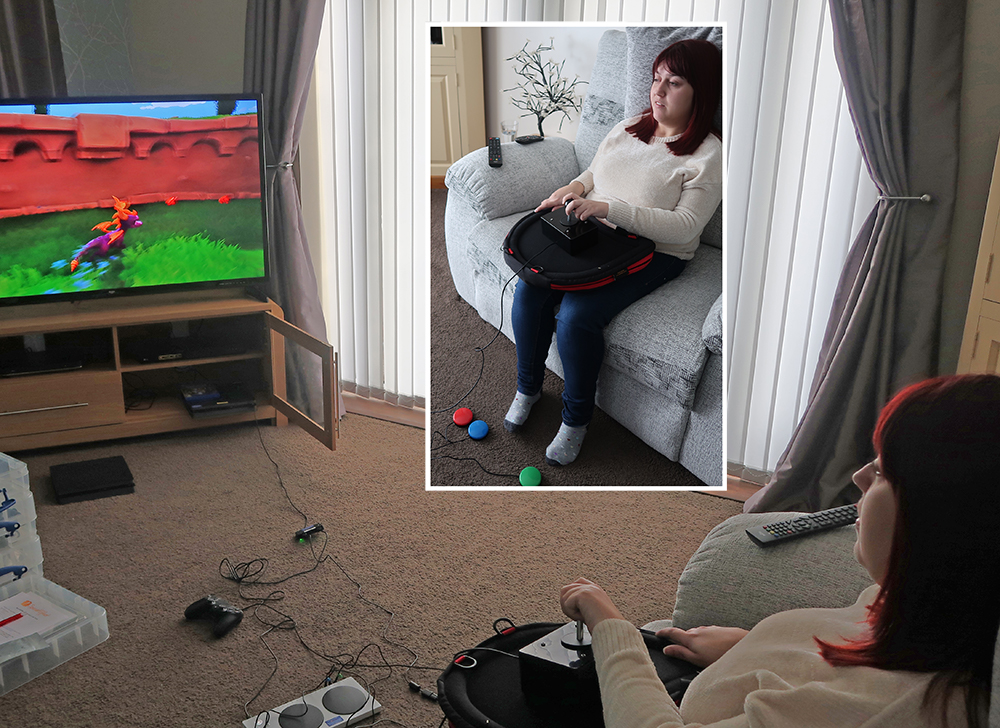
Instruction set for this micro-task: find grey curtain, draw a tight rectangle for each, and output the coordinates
[0,0,67,97]
[745,0,966,512]
[244,0,329,418]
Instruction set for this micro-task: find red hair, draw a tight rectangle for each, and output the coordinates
[625,39,721,156]
[815,374,1000,728]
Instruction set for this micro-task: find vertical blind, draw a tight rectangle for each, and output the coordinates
[304,0,876,463]
[309,1,427,410]
[723,0,878,477]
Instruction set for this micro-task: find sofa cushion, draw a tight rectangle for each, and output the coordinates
[679,352,723,486]
[444,137,580,221]
[672,513,874,632]
[603,246,721,408]
[575,29,627,172]
[702,294,722,355]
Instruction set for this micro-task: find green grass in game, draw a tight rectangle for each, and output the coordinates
[0,199,265,298]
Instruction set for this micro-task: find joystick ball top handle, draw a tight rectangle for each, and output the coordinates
[563,202,578,226]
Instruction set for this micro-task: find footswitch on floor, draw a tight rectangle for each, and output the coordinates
[241,677,382,728]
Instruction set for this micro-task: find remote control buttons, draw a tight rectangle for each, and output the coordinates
[468,420,489,440]
[453,407,474,426]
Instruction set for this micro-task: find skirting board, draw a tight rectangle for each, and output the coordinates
[696,476,760,503]
[343,391,425,429]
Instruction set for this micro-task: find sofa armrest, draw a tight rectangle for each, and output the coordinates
[671,513,874,631]
[702,293,722,356]
[444,137,581,221]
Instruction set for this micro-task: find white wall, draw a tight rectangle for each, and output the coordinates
[482,25,607,142]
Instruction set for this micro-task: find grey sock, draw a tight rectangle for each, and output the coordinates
[545,423,588,466]
[504,390,542,432]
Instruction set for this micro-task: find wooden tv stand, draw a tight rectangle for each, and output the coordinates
[0,289,338,453]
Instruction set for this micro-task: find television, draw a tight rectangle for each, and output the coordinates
[0,93,269,307]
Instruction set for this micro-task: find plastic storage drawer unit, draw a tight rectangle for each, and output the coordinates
[0,574,109,695]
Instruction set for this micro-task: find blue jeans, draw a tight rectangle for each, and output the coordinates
[511,252,686,427]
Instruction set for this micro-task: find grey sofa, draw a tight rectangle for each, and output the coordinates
[443,27,724,486]
[650,513,873,634]
[645,513,1000,724]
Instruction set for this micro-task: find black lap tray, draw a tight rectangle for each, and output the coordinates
[437,622,698,728]
[503,210,656,291]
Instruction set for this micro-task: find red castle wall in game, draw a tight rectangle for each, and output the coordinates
[0,113,262,219]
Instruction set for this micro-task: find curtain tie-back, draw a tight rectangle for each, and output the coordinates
[266,161,295,169]
[878,193,932,202]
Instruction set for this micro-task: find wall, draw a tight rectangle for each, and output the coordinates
[482,25,607,142]
[52,0,247,96]
[54,0,135,95]
[941,0,1000,372]
[128,0,246,95]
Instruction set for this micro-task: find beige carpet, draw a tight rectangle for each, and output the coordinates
[1,415,740,727]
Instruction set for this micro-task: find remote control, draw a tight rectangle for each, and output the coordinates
[745,504,858,546]
[488,137,502,167]
[514,134,544,144]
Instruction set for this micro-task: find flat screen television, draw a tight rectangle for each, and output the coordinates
[0,93,269,307]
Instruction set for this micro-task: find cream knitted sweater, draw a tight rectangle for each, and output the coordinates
[571,116,723,259]
[591,585,968,728]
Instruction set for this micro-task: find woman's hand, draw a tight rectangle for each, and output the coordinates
[536,182,586,212]
[560,577,626,630]
[563,194,610,222]
[656,626,749,668]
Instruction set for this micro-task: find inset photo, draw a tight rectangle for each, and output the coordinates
[430,25,724,489]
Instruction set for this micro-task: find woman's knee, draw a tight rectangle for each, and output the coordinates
[514,282,558,319]
[555,296,608,334]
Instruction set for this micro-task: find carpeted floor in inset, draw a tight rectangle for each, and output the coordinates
[430,189,706,487]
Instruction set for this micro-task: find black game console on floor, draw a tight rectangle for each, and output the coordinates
[49,456,134,504]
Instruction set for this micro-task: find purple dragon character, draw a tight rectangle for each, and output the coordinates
[71,196,142,272]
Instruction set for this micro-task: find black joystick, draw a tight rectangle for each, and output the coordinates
[562,203,580,226]
[184,595,243,637]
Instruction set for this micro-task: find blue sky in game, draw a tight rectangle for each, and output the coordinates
[0,99,258,119]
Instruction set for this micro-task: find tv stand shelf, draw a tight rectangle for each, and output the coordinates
[118,350,265,373]
[0,290,340,453]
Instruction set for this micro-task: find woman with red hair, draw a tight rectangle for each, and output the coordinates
[506,39,723,467]
[561,373,1000,727]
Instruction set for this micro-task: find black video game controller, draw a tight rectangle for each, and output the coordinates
[184,595,243,637]
[562,205,580,226]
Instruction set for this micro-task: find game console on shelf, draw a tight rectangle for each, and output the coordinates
[241,677,382,728]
